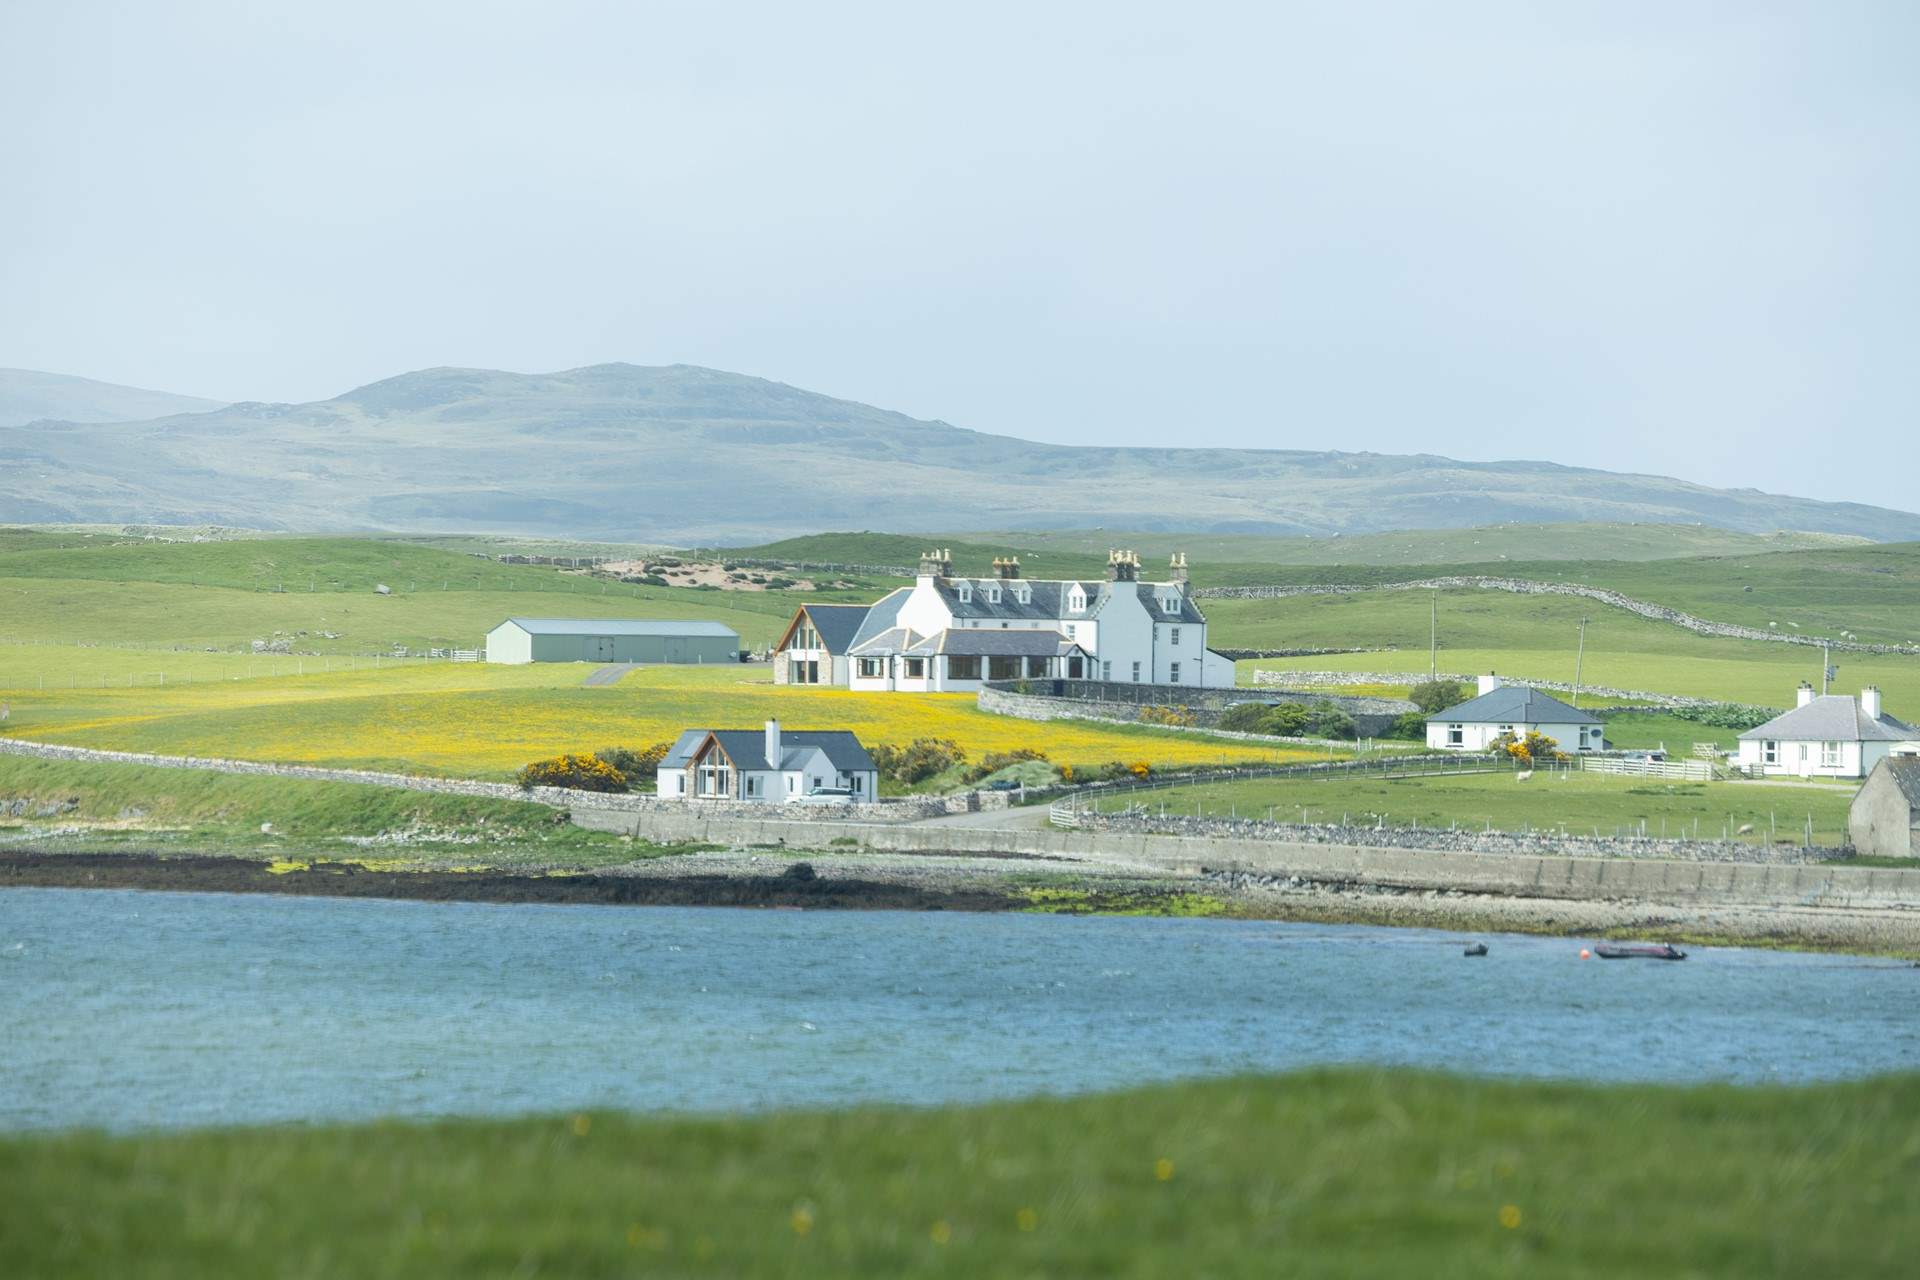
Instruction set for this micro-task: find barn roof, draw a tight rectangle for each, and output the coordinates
[496,617,739,638]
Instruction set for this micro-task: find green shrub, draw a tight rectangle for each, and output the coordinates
[1408,679,1469,715]
[594,742,673,789]
[1387,710,1428,740]
[1302,701,1357,741]
[962,748,1050,783]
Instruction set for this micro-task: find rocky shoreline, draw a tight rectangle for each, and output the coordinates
[5,845,1916,956]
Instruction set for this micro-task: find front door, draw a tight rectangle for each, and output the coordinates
[591,636,616,661]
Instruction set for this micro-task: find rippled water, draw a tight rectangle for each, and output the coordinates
[1,888,1914,1132]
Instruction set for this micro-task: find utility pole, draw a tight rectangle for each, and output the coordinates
[1572,616,1588,709]
[1428,590,1438,681]
[1822,640,1833,696]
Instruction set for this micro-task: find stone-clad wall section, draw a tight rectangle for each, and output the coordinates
[1197,577,1920,656]
[976,681,1412,737]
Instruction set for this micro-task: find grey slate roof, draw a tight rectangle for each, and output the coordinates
[1428,686,1601,726]
[793,603,869,654]
[903,629,1085,657]
[847,626,916,657]
[659,729,709,769]
[701,729,876,774]
[1881,757,1920,808]
[498,617,739,638]
[1737,695,1917,742]
[847,588,912,649]
[930,578,1206,625]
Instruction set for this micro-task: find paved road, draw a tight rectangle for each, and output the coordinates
[583,663,640,686]
[909,803,1057,830]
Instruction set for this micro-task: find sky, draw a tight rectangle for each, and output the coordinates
[3,1,1916,509]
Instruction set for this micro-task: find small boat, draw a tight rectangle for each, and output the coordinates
[1593,942,1687,961]
[1462,943,1488,957]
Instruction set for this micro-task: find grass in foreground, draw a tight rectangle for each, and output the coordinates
[2,1070,1914,1278]
[1118,768,1858,847]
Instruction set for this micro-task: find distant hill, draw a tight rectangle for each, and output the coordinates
[4,362,1917,541]
[0,368,225,430]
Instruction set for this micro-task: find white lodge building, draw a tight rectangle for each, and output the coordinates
[1735,684,1920,779]
[774,549,1236,692]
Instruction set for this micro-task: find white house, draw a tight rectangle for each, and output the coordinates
[1735,685,1920,779]
[1426,673,1606,753]
[655,719,879,804]
[777,549,1236,692]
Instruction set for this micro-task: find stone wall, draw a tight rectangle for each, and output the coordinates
[0,737,1000,823]
[1196,576,1920,656]
[1250,669,1735,711]
[1069,810,1828,865]
[977,680,1413,737]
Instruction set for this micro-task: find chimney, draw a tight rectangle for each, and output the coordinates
[1861,686,1882,720]
[765,718,781,770]
[1168,552,1189,588]
[1797,682,1816,708]
[1478,671,1502,696]
[991,556,1022,580]
[918,548,951,580]
[1106,549,1140,582]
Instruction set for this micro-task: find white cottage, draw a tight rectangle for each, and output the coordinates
[1735,685,1919,779]
[778,549,1235,692]
[1425,674,1606,753]
[655,719,879,803]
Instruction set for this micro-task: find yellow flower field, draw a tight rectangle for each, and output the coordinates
[1,662,1318,779]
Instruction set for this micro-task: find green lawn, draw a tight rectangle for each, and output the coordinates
[0,754,663,868]
[1119,768,1858,847]
[2,1070,1913,1278]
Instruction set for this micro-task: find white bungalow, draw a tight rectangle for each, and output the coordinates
[1426,673,1606,753]
[776,549,1235,691]
[655,719,879,803]
[1735,685,1920,779]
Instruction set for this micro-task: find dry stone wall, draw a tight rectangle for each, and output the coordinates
[1251,669,1735,710]
[977,680,1413,737]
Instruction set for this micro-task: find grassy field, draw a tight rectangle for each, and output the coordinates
[0,755,674,867]
[1223,587,1920,708]
[1118,769,1859,847]
[0,663,1313,780]
[2,1069,1913,1278]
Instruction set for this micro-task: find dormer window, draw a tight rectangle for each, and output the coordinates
[957,582,971,604]
[1015,584,1031,604]
[1067,587,1086,613]
[986,584,1001,604]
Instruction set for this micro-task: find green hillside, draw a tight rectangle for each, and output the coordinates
[4,1070,1913,1278]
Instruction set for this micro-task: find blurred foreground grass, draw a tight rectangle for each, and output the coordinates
[2,1069,1915,1278]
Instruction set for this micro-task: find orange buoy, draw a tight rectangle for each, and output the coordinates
[1579,948,1591,959]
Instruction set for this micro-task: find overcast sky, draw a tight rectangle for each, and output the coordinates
[4,2,1915,509]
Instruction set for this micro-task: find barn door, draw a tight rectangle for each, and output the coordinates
[592,636,616,661]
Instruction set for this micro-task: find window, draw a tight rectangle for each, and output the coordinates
[986,585,1000,603]
[787,776,797,794]
[857,657,884,679]
[1064,623,1076,639]
[1016,585,1031,604]
[988,655,1022,680]
[1000,622,1010,629]
[1068,588,1086,612]
[904,657,925,678]
[1821,741,1842,768]
[1131,661,1141,682]
[1447,724,1464,746]
[1101,660,1112,680]
[948,655,981,680]
[746,776,761,797]
[1170,661,1181,683]
[697,761,731,797]
[1170,626,1181,645]
[957,583,972,603]
[1762,740,1778,765]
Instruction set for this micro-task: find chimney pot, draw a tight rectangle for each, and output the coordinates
[1797,682,1816,708]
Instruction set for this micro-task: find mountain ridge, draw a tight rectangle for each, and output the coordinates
[3,362,1915,542]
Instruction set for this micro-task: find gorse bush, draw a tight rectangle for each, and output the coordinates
[594,742,674,789]
[1137,704,1196,728]
[516,753,629,792]
[1486,730,1567,765]
[869,738,968,784]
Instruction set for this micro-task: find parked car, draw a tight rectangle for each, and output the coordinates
[798,786,856,804]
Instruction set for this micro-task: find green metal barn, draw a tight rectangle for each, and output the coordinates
[483,617,742,665]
